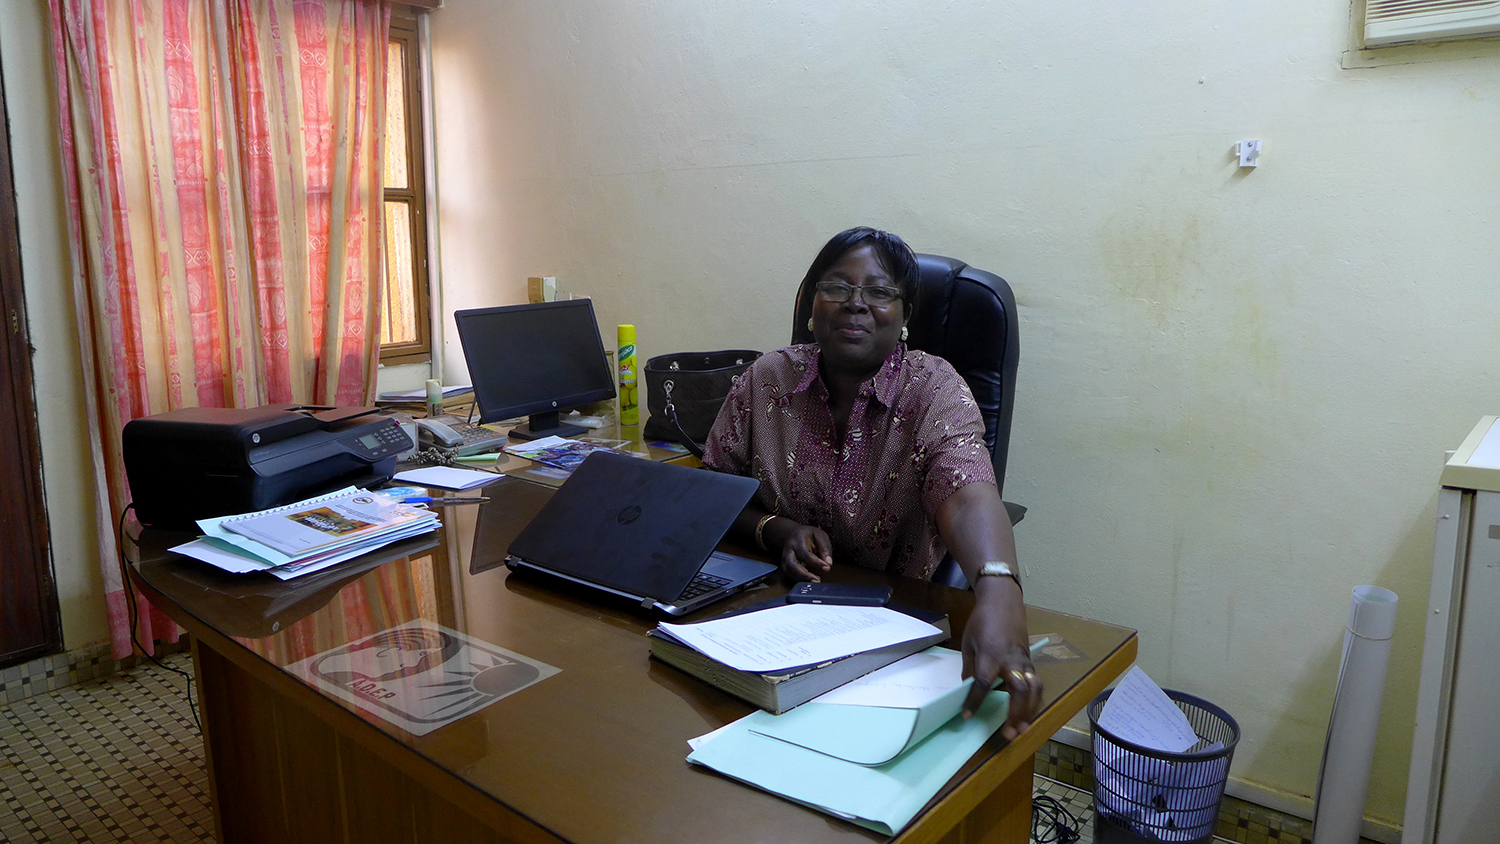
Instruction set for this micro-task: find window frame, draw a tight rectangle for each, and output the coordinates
[379,12,432,366]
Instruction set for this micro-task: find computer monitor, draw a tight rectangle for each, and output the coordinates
[453,299,617,440]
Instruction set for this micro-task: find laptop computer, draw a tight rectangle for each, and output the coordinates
[505,451,777,616]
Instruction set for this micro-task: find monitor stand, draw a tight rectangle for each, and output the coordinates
[506,410,587,441]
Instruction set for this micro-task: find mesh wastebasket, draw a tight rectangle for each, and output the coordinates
[1087,689,1240,844]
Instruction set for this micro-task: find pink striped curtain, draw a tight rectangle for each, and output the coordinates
[48,0,390,659]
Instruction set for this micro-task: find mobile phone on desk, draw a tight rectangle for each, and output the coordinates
[785,583,892,607]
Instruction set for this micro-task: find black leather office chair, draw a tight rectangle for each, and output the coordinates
[792,253,1023,589]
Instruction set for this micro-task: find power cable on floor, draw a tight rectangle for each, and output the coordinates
[1032,792,1082,843]
[117,504,200,732]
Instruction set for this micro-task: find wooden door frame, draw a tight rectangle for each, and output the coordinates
[0,57,62,665]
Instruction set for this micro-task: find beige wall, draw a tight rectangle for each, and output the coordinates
[2,1,110,649]
[427,0,1500,827]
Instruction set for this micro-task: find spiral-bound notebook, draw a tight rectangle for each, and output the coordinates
[222,488,436,558]
[173,487,440,579]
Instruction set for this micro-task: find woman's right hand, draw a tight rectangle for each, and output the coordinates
[765,518,834,582]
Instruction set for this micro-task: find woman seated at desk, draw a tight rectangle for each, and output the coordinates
[703,227,1040,739]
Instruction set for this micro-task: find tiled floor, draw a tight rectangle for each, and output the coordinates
[0,652,211,843]
[1,651,1117,844]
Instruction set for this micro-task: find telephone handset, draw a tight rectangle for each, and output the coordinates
[415,418,464,449]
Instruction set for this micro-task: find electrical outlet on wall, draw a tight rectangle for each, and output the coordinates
[1235,139,1262,168]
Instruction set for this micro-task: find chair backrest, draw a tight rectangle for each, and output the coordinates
[791,253,1019,497]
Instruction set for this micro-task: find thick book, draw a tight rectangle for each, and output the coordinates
[647,600,950,714]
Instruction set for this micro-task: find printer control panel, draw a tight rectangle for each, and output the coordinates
[348,420,412,460]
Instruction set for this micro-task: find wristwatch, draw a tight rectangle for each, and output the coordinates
[976,561,1021,590]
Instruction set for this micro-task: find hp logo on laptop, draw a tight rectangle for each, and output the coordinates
[617,505,642,525]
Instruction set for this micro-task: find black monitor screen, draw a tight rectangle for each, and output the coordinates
[453,300,616,439]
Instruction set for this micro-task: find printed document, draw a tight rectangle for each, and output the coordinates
[658,604,943,673]
[392,466,500,490]
[812,648,964,708]
[502,436,622,472]
[1097,665,1197,752]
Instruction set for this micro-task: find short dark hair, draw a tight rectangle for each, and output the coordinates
[800,227,919,317]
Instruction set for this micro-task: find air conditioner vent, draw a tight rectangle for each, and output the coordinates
[1365,0,1500,46]
[1369,0,1496,18]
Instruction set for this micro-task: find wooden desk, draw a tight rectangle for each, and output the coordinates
[128,475,1134,844]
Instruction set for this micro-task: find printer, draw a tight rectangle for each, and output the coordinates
[123,404,412,530]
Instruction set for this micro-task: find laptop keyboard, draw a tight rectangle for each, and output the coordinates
[676,571,732,601]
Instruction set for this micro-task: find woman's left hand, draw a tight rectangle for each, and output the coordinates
[959,579,1042,740]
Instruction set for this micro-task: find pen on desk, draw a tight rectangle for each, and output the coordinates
[403,496,488,505]
[454,453,503,463]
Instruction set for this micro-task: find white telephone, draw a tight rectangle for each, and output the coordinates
[415,418,464,448]
[414,417,508,457]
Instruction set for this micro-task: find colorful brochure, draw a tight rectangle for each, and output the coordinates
[501,436,622,471]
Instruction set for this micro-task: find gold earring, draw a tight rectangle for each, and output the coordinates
[807,318,814,332]
[900,326,908,342]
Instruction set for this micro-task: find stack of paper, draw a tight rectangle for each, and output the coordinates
[649,602,951,713]
[170,488,440,580]
[393,465,500,490]
[686,647,1010,835]
[658,604,947,672]
[377,385,472,402]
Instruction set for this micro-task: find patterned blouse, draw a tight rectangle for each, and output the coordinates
[702,343,996,580]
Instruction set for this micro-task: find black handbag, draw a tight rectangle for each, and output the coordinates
[642,350,760,458]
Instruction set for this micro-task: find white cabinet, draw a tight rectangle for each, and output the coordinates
[1403,417,1500,844]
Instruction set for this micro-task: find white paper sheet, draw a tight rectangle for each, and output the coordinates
[174,522,437,579]
[393,466,501,490]
[689,714,751,751]
[170,538,277,573]
[1097,665,1197,752]
[504,435,570,451]
[811,649,964,708]
[658,604,943,673]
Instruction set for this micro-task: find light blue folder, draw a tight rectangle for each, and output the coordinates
[686,683,1010,835]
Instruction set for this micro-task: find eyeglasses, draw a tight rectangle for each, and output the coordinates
[813,281,902,307]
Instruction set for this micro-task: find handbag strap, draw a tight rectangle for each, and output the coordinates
[646,350,759,373]
[660,379,706,459]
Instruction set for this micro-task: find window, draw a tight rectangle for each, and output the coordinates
[380,12,431,364]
